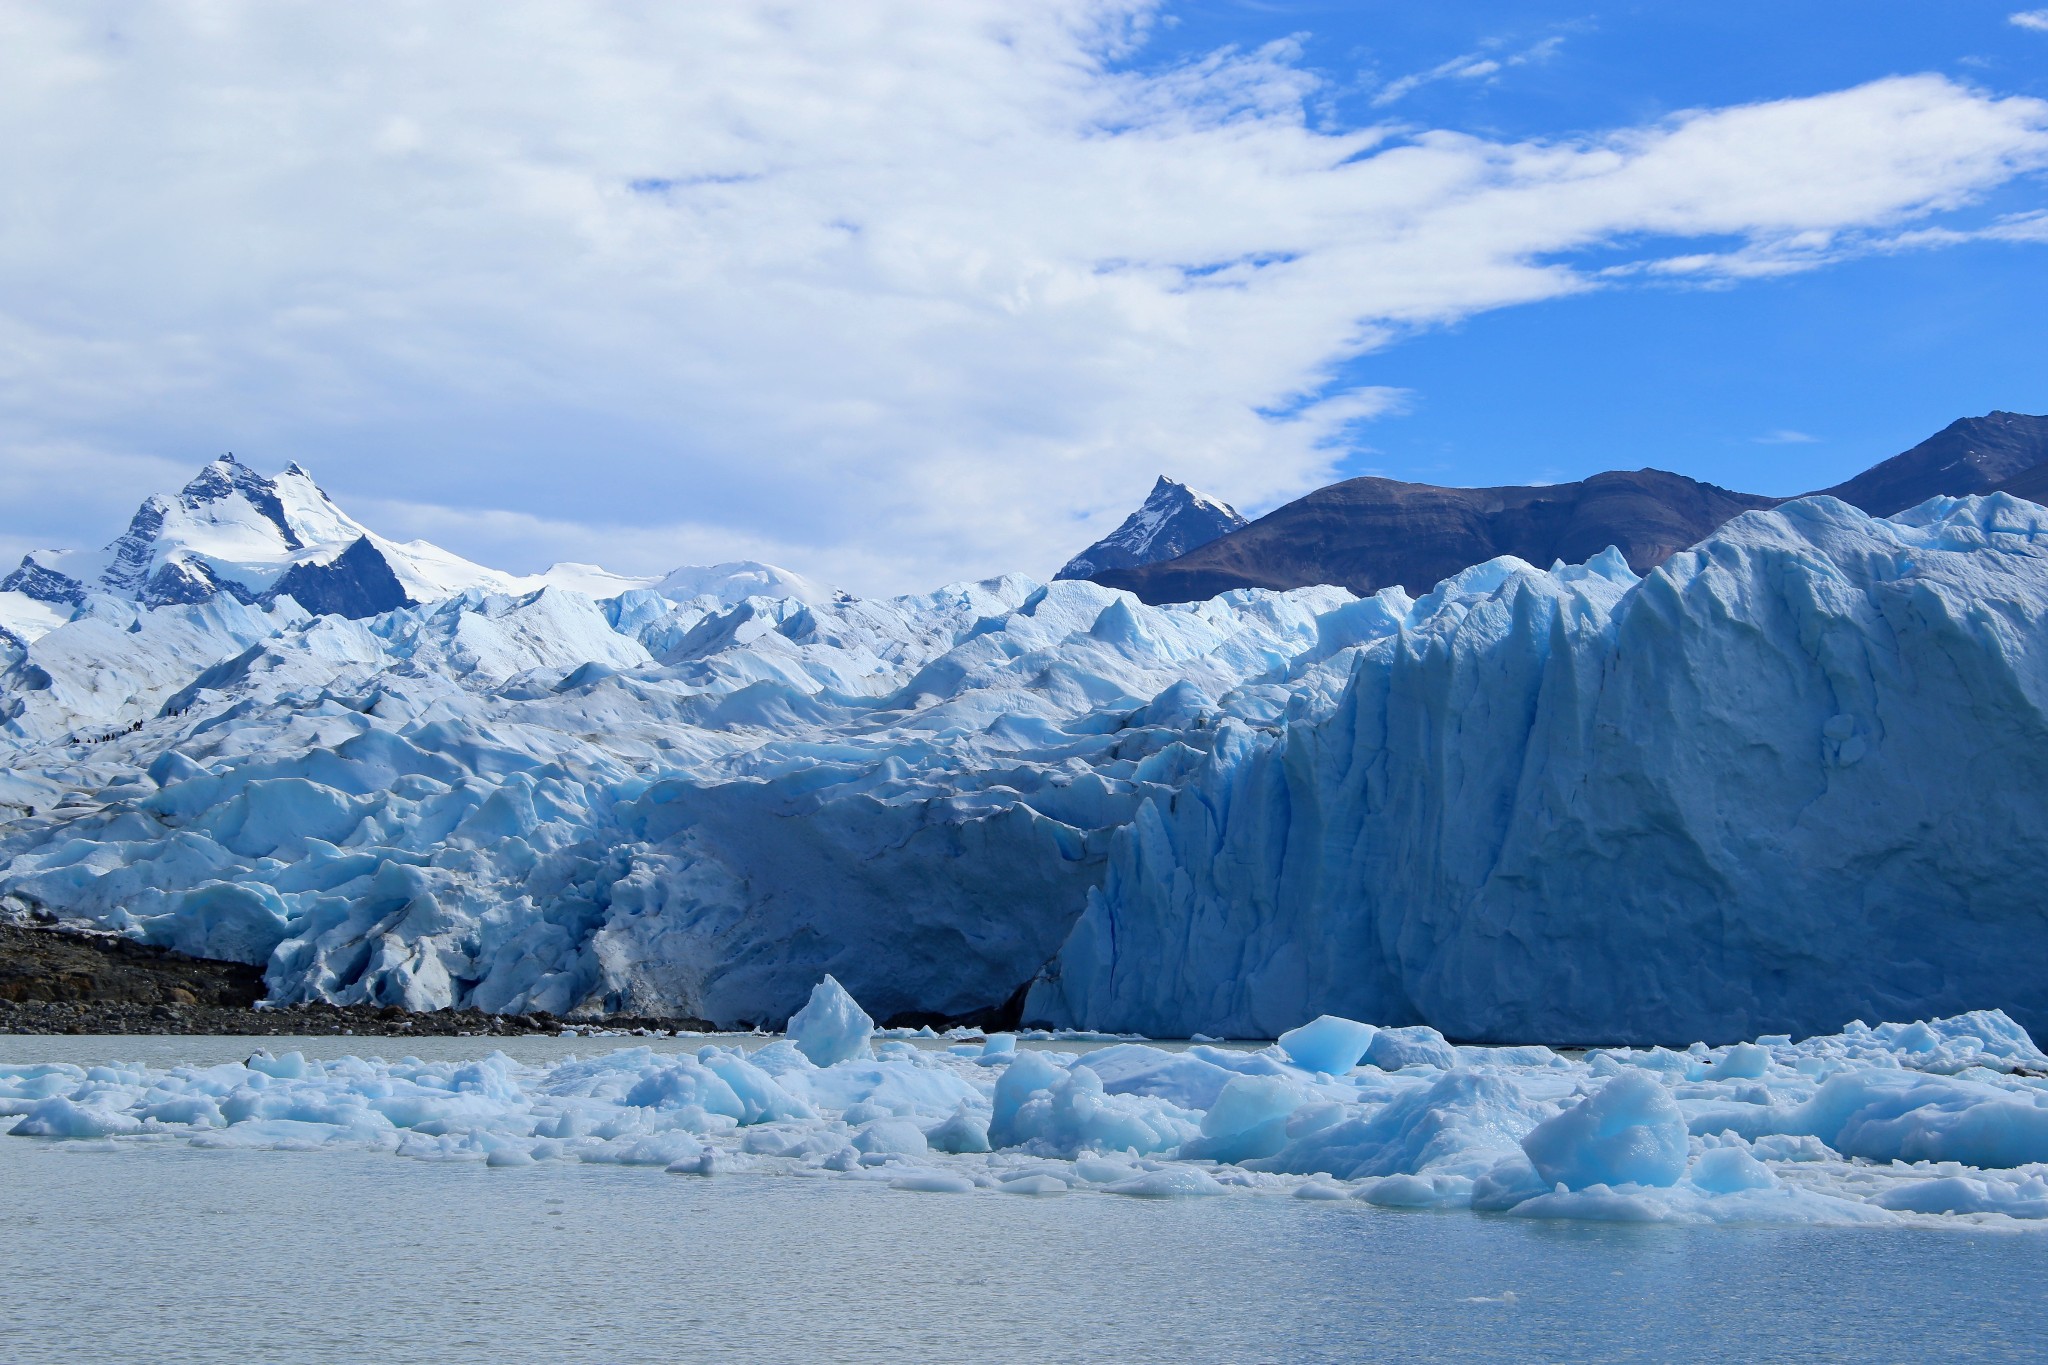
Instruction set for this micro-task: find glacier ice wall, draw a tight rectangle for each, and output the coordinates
[4,492,2047,1041]
[1026,495,2048,1043]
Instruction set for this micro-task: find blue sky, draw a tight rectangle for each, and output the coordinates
[0,2,2044,591]
[1134,1,2048,495]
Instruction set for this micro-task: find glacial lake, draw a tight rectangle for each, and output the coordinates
[5,1035,2047,1362]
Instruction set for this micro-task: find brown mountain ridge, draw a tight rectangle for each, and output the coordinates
[1089,411,2048,604]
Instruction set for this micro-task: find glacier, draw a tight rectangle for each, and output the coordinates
[0,551,1368,1026]
[1,464,2046,1042]
[10,991,2048,1229]
[1028,493,2048,1043]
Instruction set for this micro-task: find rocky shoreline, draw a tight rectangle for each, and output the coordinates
[0,921,712,1037]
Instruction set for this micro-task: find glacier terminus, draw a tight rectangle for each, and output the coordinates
[1,457,2045,1046]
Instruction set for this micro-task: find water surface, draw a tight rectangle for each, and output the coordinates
[5,1128,2043,1362]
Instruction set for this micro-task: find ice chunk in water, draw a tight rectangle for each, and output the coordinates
[1706,1043,1770,1081]
[1522,1071,1688,1190]
[924,1103,993,1154]
[989,1050,1065,1148]
[9,1097,142,1138]
[1794,1071,2048,1168]
[787,975,875,1067]
[1257,1070,1545,1181]
[1278,1016,1376,1075]
[1183,1075,1306,1163]
[1688,1146,1777,1194]
[1364,1026,1458,1072]
[1105,1167,1225,1198]
[852,1117,929,1159]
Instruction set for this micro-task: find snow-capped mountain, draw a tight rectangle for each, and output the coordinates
[1054,476,1247,580]
[9,456,348,604]
[0,454,819,645]
[0,455,517,630]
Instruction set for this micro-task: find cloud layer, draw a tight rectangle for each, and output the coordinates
[2,3,2046,591]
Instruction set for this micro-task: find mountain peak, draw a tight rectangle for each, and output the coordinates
[1,454,478,621]
[1055,476,1248,580]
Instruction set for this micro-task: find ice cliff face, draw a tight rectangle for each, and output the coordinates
[1055,476,1247,579]
[2,477,2046,1042]
[1027,494,2048,1044]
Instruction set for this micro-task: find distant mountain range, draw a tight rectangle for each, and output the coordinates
[1082,411,2048,603]
[9,411,2043,647]
[0,454,827,648]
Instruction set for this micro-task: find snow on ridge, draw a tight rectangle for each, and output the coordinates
[1056,475,1249,579]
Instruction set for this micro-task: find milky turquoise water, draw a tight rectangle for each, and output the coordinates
[4,1036,2046,1362]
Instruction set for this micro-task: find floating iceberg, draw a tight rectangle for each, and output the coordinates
[10,990,2048,1230]
[788,976,875,1067]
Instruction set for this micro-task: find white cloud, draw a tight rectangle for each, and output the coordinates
[1372,56,1503,108]
[1371,34,1564,108]
[2011,10,2048,32]
[1753,430,1820,445]
[0,5,2044,592]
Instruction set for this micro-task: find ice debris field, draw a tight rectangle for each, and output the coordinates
[12,978,2048,1230]
[4,462,2047,1044]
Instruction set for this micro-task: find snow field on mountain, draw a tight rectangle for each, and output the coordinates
[8,980,2048,1229]
[0,454,675,638]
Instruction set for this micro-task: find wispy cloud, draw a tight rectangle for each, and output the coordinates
[0,6,2043,591]
[1372,56,1502,108]
[1371,34,1564,107]
[1754,430,1820,445]
[2011,10,2048,32]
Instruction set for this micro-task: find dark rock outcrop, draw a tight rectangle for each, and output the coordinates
[1994,460,2048,506]
[0,919,265,1009]
[268,535,413,619]
[0,921,711,1035]
[0,559,86,607]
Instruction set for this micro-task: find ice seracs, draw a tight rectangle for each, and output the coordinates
[0,558,1367,1024]
[1027,493,2048,1043]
